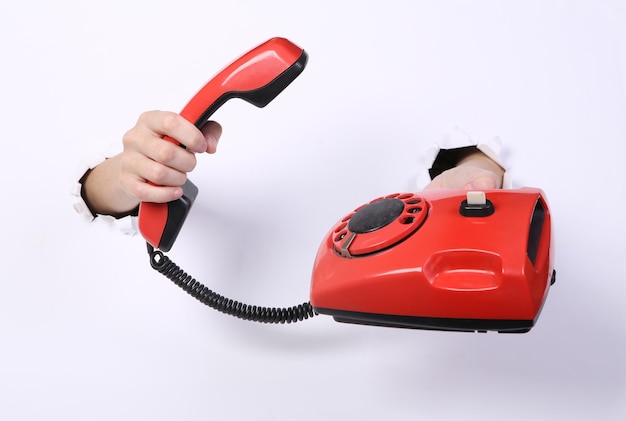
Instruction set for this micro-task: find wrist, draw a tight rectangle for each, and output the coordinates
[81,155,140,218]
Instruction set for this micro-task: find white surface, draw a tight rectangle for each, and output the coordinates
[1,1,625,420]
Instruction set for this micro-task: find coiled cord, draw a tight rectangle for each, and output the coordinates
[147,244,317,324]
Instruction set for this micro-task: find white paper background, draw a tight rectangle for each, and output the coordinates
[1,1,624,420]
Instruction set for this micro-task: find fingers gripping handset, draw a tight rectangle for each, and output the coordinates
[138,37,308,251]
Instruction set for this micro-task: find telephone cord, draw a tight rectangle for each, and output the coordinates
[147,243,317,324]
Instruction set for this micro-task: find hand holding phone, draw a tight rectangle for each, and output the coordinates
[138,37,308,251]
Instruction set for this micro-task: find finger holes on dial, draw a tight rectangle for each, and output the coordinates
[334,231,348,242]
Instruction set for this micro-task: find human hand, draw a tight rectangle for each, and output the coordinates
[82,110,222,217]
[119,110,222,204]
[424,150,504,191]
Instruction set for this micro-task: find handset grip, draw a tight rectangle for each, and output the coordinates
[138,37,308,251]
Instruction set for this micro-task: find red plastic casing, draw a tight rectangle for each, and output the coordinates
[138,37,307,251]
[310,188,555,333]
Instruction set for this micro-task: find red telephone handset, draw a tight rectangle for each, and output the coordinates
[138,37,307,251]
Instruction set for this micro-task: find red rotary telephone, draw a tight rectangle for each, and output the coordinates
[309,188,555,333]
[139,37,556,332]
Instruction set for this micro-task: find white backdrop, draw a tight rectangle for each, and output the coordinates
[1,1,625,420]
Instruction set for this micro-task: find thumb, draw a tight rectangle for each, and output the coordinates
[202,121,222,153]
